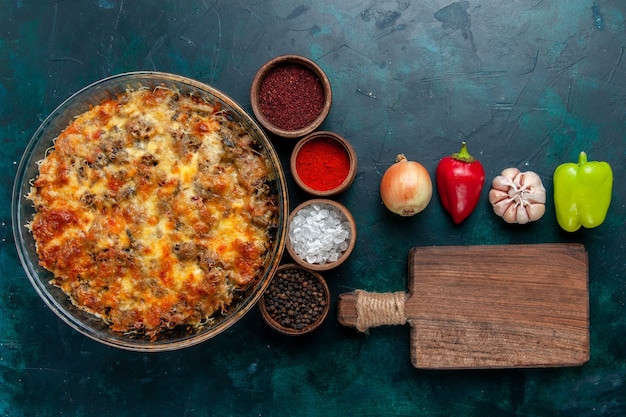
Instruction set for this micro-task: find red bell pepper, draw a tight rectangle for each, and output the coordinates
[436,142,485,224]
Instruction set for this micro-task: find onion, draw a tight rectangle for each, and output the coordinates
[380,154,432,216]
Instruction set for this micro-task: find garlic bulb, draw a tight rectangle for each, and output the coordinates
[488,168,546,224]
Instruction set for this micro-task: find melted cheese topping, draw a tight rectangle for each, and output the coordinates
[28,87,279,337]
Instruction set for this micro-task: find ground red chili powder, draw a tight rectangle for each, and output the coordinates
[295,137,350,191]
[258,64,324,131]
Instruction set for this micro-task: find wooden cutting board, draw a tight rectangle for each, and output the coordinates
[337,244,589,369]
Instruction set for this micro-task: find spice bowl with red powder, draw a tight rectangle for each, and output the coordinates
[286,199,357,272]
[291,131,357,197]
[250,55,332,138]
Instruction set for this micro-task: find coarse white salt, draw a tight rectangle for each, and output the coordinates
[289,203,351,265]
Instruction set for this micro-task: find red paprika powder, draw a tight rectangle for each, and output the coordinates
[258,64,324,131]
[295,137,350,191]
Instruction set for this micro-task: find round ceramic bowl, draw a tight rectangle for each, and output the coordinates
[250,54,332,139]
[286,199,356,272]
[259,263,330,335]
[291,131,357,197]
[11,71,289,352]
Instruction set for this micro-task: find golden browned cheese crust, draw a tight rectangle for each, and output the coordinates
[28,87,278,337]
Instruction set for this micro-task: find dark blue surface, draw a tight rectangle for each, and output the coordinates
[1,1,625,416]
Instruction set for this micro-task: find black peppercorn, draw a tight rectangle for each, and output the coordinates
[262,266,329,334]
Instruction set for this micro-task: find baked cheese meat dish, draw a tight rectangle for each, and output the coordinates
[27,87,279,338]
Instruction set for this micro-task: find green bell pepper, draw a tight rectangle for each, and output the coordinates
[553,151,613,232]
